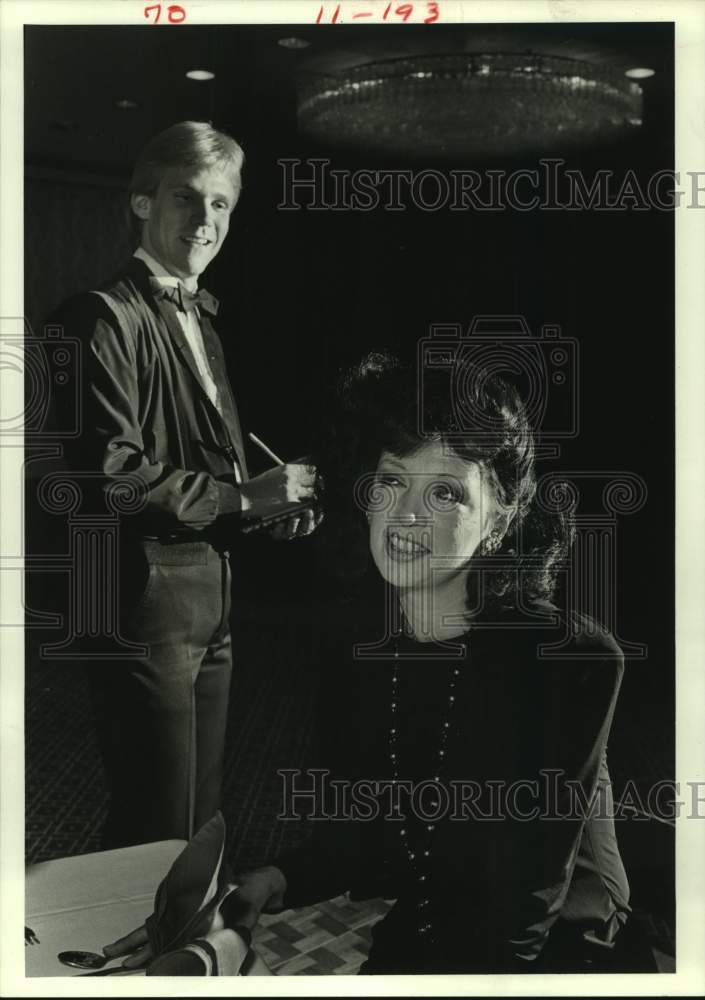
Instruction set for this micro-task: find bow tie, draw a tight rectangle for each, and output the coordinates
[150,279,219,316]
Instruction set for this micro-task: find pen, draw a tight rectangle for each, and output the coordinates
[248,432,284,466]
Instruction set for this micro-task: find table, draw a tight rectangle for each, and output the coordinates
[25,839,186,977]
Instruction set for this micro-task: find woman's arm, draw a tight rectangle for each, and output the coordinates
[498,646,626,964]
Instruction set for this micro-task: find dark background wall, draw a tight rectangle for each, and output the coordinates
[25,113,675,672]
[25,174,130,336]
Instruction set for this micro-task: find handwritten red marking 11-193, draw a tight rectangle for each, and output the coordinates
[144,4,187,23]
[316,2,441,23]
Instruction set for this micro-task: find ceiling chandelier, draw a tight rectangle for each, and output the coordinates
[298,53,644,157]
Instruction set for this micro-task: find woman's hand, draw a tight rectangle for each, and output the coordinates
[102,924,152,969]
[101,867,286,967]
[222,866,288,931]
[101,906,227,969]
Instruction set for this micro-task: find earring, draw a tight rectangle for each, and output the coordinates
[482,531,502,555]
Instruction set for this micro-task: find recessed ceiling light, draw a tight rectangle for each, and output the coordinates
[625,67,655,80]
[186,69,215,81]
[115,98,138,109]
[278,37,310,50]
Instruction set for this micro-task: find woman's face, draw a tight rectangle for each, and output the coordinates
[368,442,501,593]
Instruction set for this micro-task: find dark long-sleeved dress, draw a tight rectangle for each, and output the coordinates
[271,595,634,974]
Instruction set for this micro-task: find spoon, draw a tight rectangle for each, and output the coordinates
[58,950,122,970]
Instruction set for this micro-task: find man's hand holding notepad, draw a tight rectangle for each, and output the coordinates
[239,434,320,536]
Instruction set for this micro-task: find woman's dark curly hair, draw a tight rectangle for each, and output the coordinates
[313,351,574,610]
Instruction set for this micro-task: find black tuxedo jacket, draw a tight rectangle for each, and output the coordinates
[52,256,249,539]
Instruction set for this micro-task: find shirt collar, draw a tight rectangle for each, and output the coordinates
[134,247,194,289]
[135,247,218,316]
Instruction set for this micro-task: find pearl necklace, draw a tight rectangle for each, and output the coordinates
[388,638,462,942]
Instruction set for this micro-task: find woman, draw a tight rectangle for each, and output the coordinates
[226,353,637,974]
[108,353,637,973]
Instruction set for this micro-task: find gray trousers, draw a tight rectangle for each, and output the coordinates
[88,538,232,849]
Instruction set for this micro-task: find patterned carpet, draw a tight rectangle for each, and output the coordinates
[254,897,393,975]
[25,597,675,975]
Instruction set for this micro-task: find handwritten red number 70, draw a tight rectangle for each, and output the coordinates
[144,4,186,23]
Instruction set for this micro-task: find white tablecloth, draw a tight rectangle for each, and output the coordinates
[25,839,186,977]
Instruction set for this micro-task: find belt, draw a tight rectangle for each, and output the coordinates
[141,532,211,544]
[134,531,230,555]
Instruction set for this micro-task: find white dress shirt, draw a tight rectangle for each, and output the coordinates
[134,247,242,484]
[134,247,220,410]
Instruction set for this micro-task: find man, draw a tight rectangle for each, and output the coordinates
[53,121,317,848]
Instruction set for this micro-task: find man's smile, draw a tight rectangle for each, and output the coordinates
[180,236,212,247]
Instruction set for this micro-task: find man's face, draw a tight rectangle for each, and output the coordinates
[132,164,240,286]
